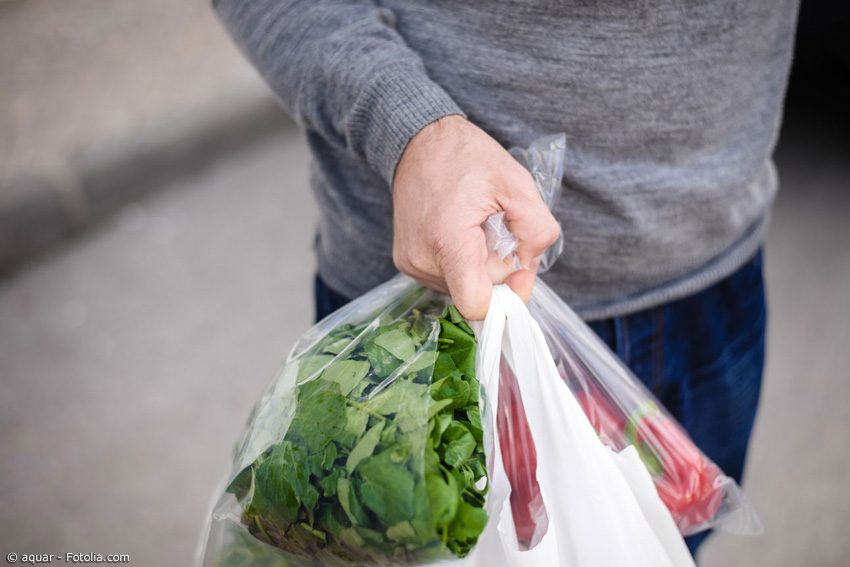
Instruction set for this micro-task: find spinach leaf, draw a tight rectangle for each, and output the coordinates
[346,421,384,474]
[231,300,489,565]
[320,360,370,397]
[357,449,416,526]
[250,443,301,531]
[441,422,477,468]
[374,328,416,361]
[286,380,355,453]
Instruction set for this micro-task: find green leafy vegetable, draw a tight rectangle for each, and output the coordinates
[224,303,488,566]
[357,449,416,526]
[346,422,384,474]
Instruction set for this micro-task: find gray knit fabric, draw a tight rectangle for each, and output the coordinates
[213,0,799,320]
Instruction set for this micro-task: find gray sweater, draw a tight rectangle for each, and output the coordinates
[213,0,799,320]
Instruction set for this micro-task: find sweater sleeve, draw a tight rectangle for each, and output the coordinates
[212,0,465,185]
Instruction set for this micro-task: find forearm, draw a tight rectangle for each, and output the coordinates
[213,0,464,183]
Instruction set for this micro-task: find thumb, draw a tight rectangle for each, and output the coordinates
[440,228,493,321]
[504,262,538,304]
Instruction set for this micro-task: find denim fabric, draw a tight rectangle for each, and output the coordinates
[314,273,355,324]
[314,251,766,559]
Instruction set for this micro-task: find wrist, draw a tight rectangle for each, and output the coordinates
[394,114,468,190]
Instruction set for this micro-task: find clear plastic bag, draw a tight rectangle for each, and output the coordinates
[197,277,494,566]
[526,282,762,536]
[483,134,566,276]
[482,133,761,536]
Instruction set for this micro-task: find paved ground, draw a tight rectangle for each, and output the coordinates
[0,0,286,272]
[1,109,849,566]
[0,0,266,184]
[0,133,316,565]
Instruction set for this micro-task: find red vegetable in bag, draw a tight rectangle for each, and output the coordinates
[497,358,548,549]
[574,388,626,449]
[576,382,724,533]
[628,403,724,532]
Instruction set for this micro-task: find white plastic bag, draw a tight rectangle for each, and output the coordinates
[435,285,695,567]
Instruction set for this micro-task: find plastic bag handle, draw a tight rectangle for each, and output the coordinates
[482,134,567,275]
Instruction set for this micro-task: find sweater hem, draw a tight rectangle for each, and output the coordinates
[565,214,770,321]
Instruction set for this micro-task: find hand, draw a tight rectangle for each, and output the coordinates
[392,115,560,320]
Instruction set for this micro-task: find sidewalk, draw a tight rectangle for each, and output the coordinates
[0,0,292,275]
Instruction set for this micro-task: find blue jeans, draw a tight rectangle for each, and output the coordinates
[314,251,766,559]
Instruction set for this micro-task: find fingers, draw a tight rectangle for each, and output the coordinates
[504,269,535,303]
[485,252,516,285]
[438,227,493,321]
[391,118,558,320]
[500,172,561,269]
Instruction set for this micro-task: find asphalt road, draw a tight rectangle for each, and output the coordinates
[1,118,848,565]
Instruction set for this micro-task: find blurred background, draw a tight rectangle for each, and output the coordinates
[0,1,848,566]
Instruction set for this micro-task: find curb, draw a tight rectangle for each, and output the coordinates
[0,97,295,278]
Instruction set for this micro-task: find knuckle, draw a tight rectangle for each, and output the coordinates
[391,243,407,270]
[425,223,446,249]
[503,167,536,199]
[408,237,441,274]
[527,216,559,245]
[542,219,561,246]
[431,232,456,266]
[408,249,431,273]
[393,246,417,275]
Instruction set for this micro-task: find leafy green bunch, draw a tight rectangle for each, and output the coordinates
[226,305,488,567]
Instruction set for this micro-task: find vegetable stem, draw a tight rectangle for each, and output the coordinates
[254,516,272,542]
[346,398,386,420]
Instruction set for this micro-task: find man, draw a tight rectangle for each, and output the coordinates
[213,0,799,556]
